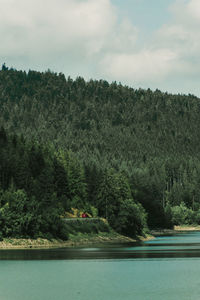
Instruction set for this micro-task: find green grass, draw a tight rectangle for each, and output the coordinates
[64,219,111,236]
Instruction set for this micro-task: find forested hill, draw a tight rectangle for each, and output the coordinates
[1,66,200,229]
[1,66,200,167]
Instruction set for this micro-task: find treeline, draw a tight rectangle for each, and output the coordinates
[1,66,200,233]
[0,128,69,239]
[0,127,147,238]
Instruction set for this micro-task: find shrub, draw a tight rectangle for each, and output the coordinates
[194,210,200,224]
[171,203,195,225]
[117,199,148,237]
[97,221,110,233]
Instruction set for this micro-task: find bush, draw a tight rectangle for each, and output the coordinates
[57,224,69,240]
[194,210,200,224]
[63,219,111,235]
[117,199,148,237]
[171,203,195,225]
[89,206,98,218]
[97,221,110,233]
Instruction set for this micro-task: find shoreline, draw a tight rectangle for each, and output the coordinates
[0,232,154,250]
[1,225,199,250]
[150,225,200,236]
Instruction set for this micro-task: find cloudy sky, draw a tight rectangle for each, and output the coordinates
[1,0,200,96]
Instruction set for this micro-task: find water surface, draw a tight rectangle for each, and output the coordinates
[1,231,200,300]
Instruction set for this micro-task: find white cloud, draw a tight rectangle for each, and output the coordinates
[100,49,177,83]
[99,0,200,91]
[155,0,200,75]
[0,0,141,79]
[106,19,138,54]
[1,0,200,95]
[170,0,200,24]
[0,0,116,59]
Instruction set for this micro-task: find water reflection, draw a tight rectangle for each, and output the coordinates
[1,231,200,260]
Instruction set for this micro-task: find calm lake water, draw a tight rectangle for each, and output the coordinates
[1,232,200,300]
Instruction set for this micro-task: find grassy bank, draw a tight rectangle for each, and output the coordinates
[0,232,153,249]
[0,218,153,249]
[3,223,200,249]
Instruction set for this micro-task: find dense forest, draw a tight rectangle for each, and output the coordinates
[1,65,200,238]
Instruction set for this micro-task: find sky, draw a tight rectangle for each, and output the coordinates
[1,0,200,96]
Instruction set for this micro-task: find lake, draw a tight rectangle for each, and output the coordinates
[1,231,200,300]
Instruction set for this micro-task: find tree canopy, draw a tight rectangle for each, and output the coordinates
[1,66,200,236]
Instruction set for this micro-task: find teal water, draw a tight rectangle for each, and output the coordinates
[1,232,200,300]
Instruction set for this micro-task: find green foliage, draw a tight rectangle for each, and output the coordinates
[171,203,195,225]
[0,189,39,237]
[118,199,148,236]
[88,205,98,217]
[194,211,200,224]
[56,150,87,208]
[96,169,147,235]
[0,189,68,239]
[64,219,110,235]
[164,204,173,228]
[1,67,200,234]
[96,169,131,227]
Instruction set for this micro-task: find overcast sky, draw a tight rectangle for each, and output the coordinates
[1,0,200,96]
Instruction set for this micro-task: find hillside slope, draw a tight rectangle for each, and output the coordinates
[1,66,200,228]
